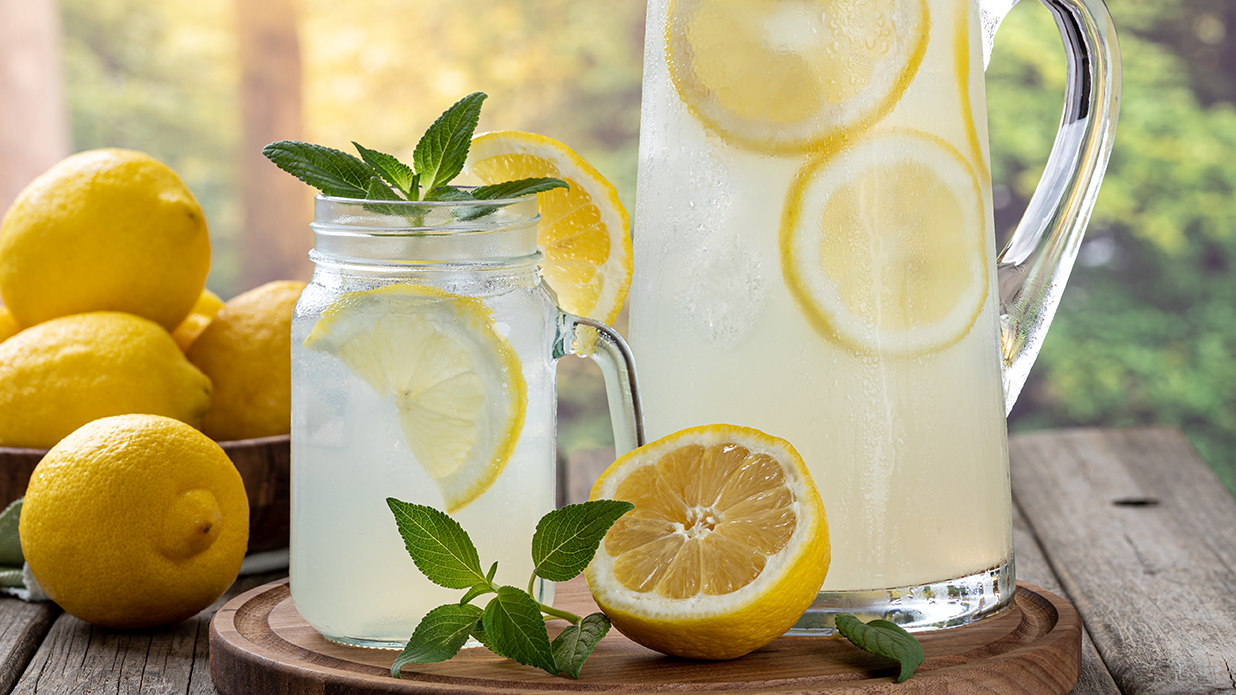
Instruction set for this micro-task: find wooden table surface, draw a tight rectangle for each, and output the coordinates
[2,426,1234,694]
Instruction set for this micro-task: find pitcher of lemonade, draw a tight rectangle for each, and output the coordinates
[290,194,641,648]
[629,0,1119,630]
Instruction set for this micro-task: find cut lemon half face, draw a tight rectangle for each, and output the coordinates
[585,424,829,660]
[781,129,988,355]
[304,284,526,513]
[464,131,633,326]
[667,0,930,155]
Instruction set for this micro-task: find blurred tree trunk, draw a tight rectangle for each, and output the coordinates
[0,0,70,217]
[236,0,310,288]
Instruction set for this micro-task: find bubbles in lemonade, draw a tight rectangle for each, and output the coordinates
[630,0,1013,594]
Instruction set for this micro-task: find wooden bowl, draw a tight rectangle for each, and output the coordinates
[0,434,290,553]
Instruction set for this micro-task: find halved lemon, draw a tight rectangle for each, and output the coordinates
[667,0,930,155]
[781,129,988,355]
[304,284,526,513]
[585,424,829,660]
[464,131,633,326]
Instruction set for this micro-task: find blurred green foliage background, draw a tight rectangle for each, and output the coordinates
[54,0,1236,492]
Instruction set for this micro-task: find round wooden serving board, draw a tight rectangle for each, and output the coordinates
[210,576,1081,694]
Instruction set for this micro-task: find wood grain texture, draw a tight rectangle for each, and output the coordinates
[0,598,58,694]
[10,571,285,695]
[210,576,1081,694]
[1010,427,1236,694]
[1,435,289,554]
[1012,492,1120,695]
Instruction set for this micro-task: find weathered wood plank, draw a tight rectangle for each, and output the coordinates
[1010,426,1236,694]
[0,598,58,694]
[10,572,285,695]
[1013,494,1121,695]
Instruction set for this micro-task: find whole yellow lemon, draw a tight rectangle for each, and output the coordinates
[0,312,212,448]
[0,306,19,343]
[0,148,211,330]
[171,288,226,352]
[189,281,305,441]
[19,414,248,629]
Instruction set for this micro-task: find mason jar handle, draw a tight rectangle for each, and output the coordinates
[554,315,645,456]
[983,0,1120,413]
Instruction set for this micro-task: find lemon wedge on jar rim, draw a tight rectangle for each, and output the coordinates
[304,283,526,513]
[666,0,930,155]
[585,424,830,660]
[781,129,989,355]
[464,131,633,326]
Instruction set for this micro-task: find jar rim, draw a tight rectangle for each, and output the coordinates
[315,189,531,206]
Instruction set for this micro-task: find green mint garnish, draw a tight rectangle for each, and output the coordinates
[386,499,486,589]
[387,498,633,680]
[482,586,559,674]
[550,612,612,679]
[262,92,567,205]
[834,613,925,683]
[390,603,483,669]
[532,500,636,582]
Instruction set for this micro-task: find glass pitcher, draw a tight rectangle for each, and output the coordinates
[290,195,642,648]
[629,0,1119,631]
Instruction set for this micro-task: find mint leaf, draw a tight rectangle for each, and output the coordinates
[550,612,610,679]
[387,498,486,589]
[472,178,569,200]
[414,92,486,192]
[262,141,374,198]
[460,582,494,606]
[423,186,477,202]
[391,603,484,677]
[835,613,925,683]
[481,586,557,674]
[365,176,402,201]
[353,142,418,197]
[471,621,495,652]
[532,500,634,582]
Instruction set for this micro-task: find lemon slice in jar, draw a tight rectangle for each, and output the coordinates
[304,284,526,513]
[666,0,931,155]
[781,129,988,355]
[585,424,830,660]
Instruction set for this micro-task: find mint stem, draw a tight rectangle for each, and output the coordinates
[528,571,581,624]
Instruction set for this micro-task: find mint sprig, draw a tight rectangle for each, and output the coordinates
[834,613,925,682]
[262,92,567,207]
[388,498,633,680]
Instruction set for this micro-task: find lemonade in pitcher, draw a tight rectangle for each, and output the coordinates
[630,0,1119,629]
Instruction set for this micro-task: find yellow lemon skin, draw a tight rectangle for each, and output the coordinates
[19,414,248,629]
[0,312,212,449]
[0,148,211,330]
[586,424,830,660]
[0,307,20,343]
[189,281,305,441]
[171,288,225,352]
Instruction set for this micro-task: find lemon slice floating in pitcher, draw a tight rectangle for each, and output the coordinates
[781,129,988,355]
[464,131,633,325]
[585,424,830,660]
[304,284,526,513]
[666,0,930,155]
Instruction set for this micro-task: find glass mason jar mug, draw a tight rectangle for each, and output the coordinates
[291,195,641,648]
[629,0,1119,630]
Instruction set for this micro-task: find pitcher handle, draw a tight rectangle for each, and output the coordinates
[554,315,645,456]
[982,0,1121,413]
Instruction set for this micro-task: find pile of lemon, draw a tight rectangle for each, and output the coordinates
[0,148,300,628]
